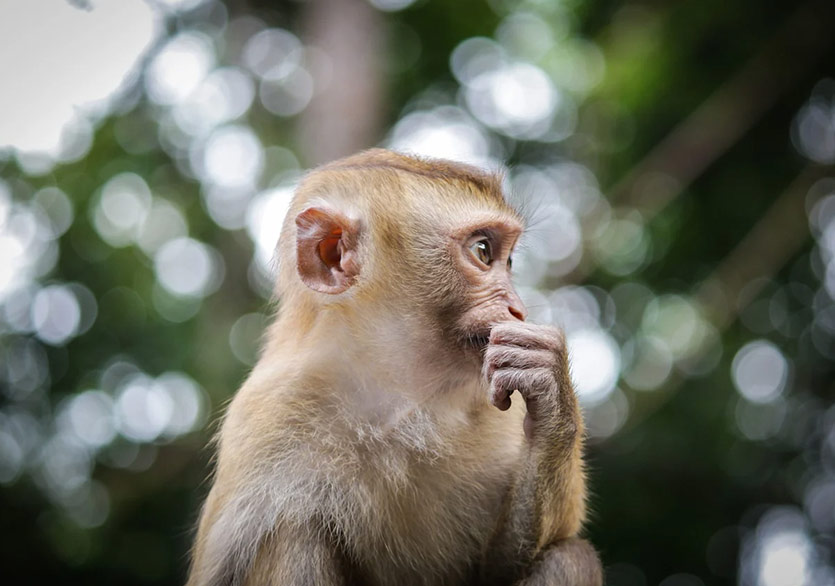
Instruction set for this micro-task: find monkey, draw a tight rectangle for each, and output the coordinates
[187,149,603,586]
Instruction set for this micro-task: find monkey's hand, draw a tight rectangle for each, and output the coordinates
[483,322,577,442]
[480,323,598,586]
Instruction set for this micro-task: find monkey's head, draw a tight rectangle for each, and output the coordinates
[275,149,527,372]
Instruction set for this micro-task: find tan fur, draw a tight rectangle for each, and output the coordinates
[187,149,598,586]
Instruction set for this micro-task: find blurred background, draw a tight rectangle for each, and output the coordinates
[0,0,834,584]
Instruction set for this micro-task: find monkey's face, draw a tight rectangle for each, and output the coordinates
[286,160,527,374]
[439,218,527,364]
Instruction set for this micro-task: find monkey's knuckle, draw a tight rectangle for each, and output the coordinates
[514,370,553,403]
[531,371,556,397]
[538,368,558,387]
[543,354,562,377]
[549,339,568,367]
[538,326,565,352]
[488,383,509,407]
[488,346,511,361]
[491,369,512,388]
[530,348,555,369]
[484,343,501,358]
[524,372,548,394]
[510,348,536,369]
[503,369,527,391]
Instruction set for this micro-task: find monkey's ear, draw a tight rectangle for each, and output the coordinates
[295,206,361,294]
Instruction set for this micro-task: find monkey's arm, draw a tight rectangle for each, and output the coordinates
[241,522,349,586]
[188,495,348,586]
[479,323,602,586]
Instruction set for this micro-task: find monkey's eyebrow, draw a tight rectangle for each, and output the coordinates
[452,217,523,240]
[470,228,497,240]
[466,228,523,258]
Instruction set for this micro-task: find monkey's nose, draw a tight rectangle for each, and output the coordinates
[508,306,526,321]
[507,294,527,321]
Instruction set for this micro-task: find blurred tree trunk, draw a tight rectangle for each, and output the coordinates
[299,0,385,165]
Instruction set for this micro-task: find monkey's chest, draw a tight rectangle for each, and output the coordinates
[302,401,527,585]
[340,456,508,585]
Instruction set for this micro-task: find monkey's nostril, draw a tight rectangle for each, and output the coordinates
[508,305,526,321]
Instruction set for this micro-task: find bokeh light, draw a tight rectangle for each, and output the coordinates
[388,106,497,168]
[198,124,264,189]
[145,31,215,106]
[31,285,82,346]
[246,183,295,274]
[731,340,790,404]
[172,67,255,137]
[567,328,621,405]
[242,28,304,81]
[792,80,835,165]
[154,237,224,299]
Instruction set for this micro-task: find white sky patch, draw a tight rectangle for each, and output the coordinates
[0,0,160,159]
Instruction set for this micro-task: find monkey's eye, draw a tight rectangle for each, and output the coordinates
[469,239,493,266]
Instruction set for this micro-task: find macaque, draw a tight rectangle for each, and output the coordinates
[187,149,602,586]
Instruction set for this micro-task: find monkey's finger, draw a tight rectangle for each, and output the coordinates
[489,323,565,354]
[490,367,554,407]
[489,384,514,411]
[483,346,553,379]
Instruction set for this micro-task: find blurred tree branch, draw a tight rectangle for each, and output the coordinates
[617,164,832,435]
[607,0,834,216]
[695,165,832,329]
[298,0,385,165]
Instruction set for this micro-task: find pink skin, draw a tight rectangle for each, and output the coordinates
[482,322,567,439]
[449,220,569,440]
[453,222,526,332]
